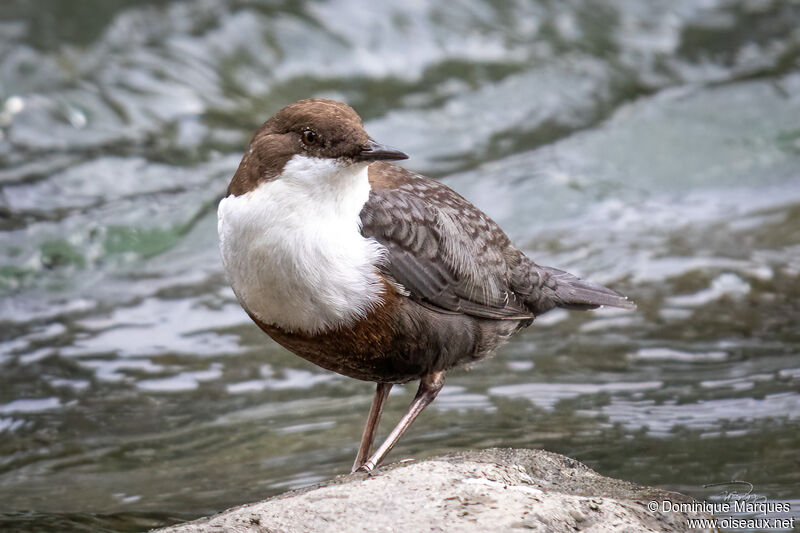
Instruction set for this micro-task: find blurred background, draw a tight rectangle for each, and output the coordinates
[1,0,799,531]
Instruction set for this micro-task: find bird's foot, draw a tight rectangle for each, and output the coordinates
[354,460,376,474]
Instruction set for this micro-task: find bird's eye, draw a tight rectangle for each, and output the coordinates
[301,129,317,146]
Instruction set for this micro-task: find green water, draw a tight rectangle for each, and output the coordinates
[1,0,799,531]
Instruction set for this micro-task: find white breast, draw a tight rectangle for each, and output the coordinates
[217,155,386,334]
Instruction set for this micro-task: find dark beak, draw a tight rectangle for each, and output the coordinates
[356,140,408,162]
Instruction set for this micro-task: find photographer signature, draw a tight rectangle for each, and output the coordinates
[704,480,767,506]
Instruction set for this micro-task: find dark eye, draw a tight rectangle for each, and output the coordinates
[301,129,317,146]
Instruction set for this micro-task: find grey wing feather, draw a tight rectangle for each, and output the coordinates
[360,172,532,320]
[360,163,635,319]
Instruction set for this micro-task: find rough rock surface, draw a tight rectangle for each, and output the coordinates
[155,448,713,532]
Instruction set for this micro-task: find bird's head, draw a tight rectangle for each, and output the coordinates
[227,99,407,196]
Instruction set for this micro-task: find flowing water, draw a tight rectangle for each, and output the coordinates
[1,0,799,531]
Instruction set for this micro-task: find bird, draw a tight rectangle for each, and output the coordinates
[217,98,635,473]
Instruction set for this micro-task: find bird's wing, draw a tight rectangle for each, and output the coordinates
[361,162,533,320]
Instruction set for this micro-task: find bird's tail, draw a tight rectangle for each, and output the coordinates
[542,266,636,311]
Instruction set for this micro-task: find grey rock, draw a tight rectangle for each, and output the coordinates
[155,448,714,533]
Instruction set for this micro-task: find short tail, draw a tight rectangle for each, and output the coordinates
[543,267,636,311]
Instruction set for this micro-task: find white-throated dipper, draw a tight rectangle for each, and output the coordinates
[218,98,635,473]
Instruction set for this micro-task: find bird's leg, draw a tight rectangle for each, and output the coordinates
[351,382,393,473]
[357,370,445,473]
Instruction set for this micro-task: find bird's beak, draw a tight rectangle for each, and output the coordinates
[356,140,408,162]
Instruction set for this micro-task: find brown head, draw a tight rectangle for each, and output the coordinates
[227,99,408,196]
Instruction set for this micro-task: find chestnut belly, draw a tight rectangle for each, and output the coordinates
[248,297,526,384]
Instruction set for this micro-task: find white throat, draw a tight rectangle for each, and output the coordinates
[217,155,386,334]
